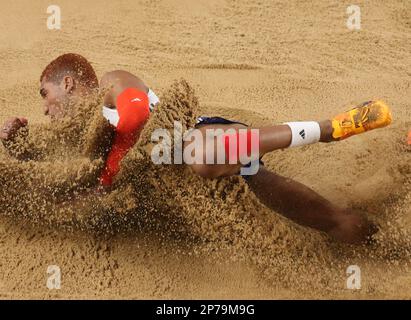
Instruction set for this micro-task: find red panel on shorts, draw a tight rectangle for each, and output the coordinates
[223,130,254,162]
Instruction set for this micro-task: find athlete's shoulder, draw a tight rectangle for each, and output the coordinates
[100,70,148,91]
[100,70,148,107]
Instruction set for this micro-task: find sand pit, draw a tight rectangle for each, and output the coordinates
[0,0,410,299]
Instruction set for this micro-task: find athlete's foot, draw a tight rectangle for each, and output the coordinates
[320,100,392,142]
[333,100,392,140]
[328,212,378,244]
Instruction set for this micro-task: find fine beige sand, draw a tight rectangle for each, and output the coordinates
[0,0,410,299]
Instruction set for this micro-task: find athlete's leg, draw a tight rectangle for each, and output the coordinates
[255,119,333,154]
[254,100,392,155]
[246,167,377,244]
[186,100,392,178]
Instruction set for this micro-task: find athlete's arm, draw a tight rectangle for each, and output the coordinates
[99,70,152,186]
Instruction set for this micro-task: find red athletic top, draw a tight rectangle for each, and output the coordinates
[99,88,150,186]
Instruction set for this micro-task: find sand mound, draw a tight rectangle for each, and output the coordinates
[0,79,410,296]
[0,94,114,226]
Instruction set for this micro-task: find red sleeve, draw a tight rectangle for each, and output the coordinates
[100,88,150,186]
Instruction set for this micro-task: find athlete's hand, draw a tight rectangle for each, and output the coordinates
[0,117,28,141]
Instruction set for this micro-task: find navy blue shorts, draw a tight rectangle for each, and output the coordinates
[195,116,264,178]
[195,116,248,127]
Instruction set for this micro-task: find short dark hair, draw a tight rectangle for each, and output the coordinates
[40,53,98,89]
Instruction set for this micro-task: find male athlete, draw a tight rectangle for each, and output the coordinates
[0,53,392,244]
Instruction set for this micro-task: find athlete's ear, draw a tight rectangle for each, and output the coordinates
[62,76,75,94]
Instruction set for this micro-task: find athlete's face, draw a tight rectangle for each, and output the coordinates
[40,77,76,121]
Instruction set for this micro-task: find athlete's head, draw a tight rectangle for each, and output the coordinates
[40,53,98,120]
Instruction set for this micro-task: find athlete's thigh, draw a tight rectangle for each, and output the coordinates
[183,123,246,177]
